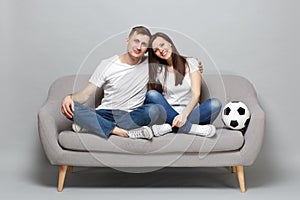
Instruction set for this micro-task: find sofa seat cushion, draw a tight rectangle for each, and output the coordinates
[58,128,244,154]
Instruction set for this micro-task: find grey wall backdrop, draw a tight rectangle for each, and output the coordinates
[1,0,299,199]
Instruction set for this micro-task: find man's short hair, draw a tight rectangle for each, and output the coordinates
[128,26,151,38]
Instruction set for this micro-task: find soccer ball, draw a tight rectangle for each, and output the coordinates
[222,101,251,130]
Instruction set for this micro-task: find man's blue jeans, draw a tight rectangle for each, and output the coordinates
[72,102,166,138]
[145,90,222,133]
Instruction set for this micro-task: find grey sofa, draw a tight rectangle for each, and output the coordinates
[38,74,265,192]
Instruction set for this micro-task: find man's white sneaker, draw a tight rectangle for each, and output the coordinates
[152,124,172,137]
[189,124,216,138]
[72,123,86,133]
[127,126,153,140]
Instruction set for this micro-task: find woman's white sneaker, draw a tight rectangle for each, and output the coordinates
[127,126,153,140]
[152,124,172,137]
[189,124,216,137]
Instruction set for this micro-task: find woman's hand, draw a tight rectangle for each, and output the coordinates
[172,114,187,128]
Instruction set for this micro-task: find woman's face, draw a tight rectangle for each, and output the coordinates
[152,37,173,61]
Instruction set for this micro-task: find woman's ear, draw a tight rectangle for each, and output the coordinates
[125,38,129,45]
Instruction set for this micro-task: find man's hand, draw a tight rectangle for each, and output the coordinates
[172,114,187,128]
[196,58,203,73]
[61,95,74,118]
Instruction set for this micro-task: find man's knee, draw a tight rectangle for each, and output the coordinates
[73,101,94,117]
[73,101,81,110]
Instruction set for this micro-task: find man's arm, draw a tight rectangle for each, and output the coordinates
[61,83,98,118]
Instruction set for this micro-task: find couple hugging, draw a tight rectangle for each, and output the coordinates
[61,26,222,140]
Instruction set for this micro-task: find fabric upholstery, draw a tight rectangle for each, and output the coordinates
[58,129,244,154]
[38,74,265,167]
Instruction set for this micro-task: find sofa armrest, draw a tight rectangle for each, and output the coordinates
[240,96,265,166]
[38,102,63,165]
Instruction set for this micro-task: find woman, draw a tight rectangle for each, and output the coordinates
[146,32,222,137]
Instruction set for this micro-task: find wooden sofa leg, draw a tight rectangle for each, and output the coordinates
[236,166,246,192]
[58,165,68,192]
[231,166,237,173]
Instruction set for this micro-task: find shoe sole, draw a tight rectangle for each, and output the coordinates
[143,126,154,140]
[189,125,216,138]
[206,125,216,138]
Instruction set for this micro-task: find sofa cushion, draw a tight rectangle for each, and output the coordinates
[58,128,244,154]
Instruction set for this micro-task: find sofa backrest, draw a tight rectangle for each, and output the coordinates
[45,74,258,130]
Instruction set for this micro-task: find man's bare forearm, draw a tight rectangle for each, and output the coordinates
[70,83,98,104]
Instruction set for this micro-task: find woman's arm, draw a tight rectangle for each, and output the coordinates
[172,70,201,127]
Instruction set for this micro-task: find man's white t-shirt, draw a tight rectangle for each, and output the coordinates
[89,55,148,112]
[157,57,199,113]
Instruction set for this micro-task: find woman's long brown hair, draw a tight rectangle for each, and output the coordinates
[148,32,188,92]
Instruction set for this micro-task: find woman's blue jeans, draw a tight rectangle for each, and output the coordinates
[145,90,222,133]
[72,101,166,138]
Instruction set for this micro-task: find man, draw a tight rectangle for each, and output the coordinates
[61,26,166,140]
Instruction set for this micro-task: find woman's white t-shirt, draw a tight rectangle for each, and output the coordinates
[156,57,199,113]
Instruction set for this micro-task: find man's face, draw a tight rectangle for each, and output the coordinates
[126,32,150,59]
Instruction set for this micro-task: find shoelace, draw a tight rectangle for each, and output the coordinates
[129,129,145,138]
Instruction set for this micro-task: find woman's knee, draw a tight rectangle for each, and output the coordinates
[210,98,222,113]
[145,90,163,103]
[147,104,167,124]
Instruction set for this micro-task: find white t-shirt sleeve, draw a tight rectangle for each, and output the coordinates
[187,57,199,74]
[89,61,107,88]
